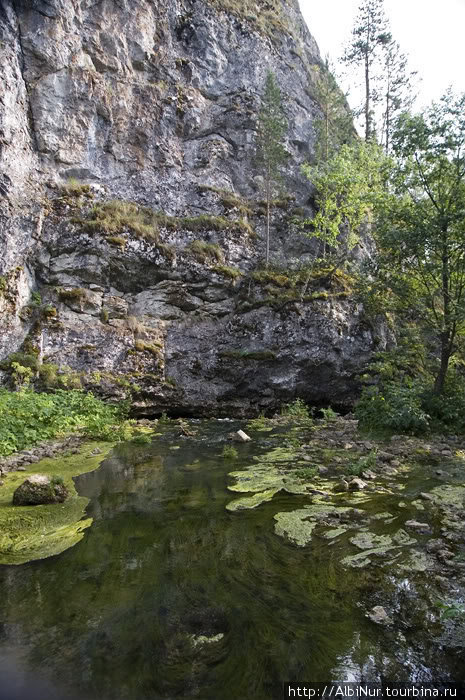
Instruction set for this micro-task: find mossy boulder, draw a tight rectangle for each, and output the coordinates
[12,474,69,506]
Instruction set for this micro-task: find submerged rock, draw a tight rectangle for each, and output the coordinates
[12,474,68,506]
[405,520,430,533]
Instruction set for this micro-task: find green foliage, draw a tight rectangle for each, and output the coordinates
[131,432,152,445]
[58,287,88,303]
[0,389,128,456]
[43,304,57,319]
[320,406,339,421]
[342,0,391,140]
[0,352,39,371]
[30,291,42,306]
[347,449,378,476]
[38,363,59,388]
[437,600,465,621]
[380,39,417,152]
[312,57,354,161]
[374,91,465,393]
[303,140,389,254]
[62,178,91,197]
[281,398,311,421]
[256,71,288,265]
[296,465,317,479]
[355,380,430,435]
[11,362,33,391]
[222,445,238,459]
[246,414,273,431]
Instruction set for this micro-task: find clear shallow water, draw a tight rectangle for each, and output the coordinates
[0,422,464,700]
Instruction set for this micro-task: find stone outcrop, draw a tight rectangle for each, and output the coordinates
[12,474,68,505]
[0,0,388,416]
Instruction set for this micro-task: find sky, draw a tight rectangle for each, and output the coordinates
[298,0,465,110]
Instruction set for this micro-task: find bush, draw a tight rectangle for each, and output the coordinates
[421,372,465,433]
[222,445,238,459]
[0,389,128,456]
[281,398,311,421]
[355,381,430,435]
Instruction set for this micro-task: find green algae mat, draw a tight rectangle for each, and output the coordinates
[0,420,464,699]
[0,443,112,565]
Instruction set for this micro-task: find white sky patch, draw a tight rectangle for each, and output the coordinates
[298,0,465,109]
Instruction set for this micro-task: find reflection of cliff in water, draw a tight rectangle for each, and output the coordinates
[0,425,464,699]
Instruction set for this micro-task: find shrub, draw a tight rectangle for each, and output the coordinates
[59,287,88,303]
[222,445,238,459]
[347,449,378,476]
[62,178,91,197]
[0,389,128,456]
[355,381,430,435]
[38,363,59,388]
[281,398,311,421]
[43,305,57,319]
[0,352,39,371]
[320,406,339,421]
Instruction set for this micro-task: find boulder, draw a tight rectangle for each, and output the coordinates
[348,477,367,491]
[234,430,251,443]
[12,474,69,506]
[367,606,392,626]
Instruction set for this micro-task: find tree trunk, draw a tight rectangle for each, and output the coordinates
[434,233,452,395]
[265,167,271,267]
[434,336,450,395]
[365,51,370,141]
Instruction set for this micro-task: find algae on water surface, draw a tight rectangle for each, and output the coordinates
[0,443,112,565]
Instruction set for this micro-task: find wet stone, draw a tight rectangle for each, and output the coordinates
[367,605,392,626]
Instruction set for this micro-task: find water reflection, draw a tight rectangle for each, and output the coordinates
[0,426,463,699]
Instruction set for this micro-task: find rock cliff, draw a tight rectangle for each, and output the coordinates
[0,0,386,416]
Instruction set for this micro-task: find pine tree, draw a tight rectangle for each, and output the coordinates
[380,39,418,153]
[313,57,354,163]
[342,0,391,141]
[256,71,288,266]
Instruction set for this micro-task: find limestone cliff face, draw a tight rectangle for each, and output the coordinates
[0,0,386,415]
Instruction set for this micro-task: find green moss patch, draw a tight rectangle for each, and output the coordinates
[226,489,280,512]
[274,504,353,547]
[0,443,112,565]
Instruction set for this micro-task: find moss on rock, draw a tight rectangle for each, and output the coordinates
[0,443,112,565]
